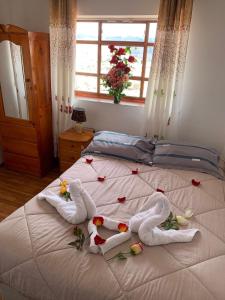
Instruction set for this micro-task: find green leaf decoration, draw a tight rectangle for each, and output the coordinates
[62,191,72,201]
[161,211,180,231]
[117,252,127,260]
[70,226,87,251]
[74,226,82,236]
[125,46,131,54]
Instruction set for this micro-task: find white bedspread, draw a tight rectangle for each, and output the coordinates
[0,155,225,300]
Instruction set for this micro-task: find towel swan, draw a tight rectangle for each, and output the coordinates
[130,192,199,246]
[38,179,96,224]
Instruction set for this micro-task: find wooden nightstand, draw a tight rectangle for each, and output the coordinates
[59,128,94,172]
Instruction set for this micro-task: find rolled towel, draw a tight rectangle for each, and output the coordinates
[130,192,199,246]
[88,220,100,254]
[88,216,131,255]
[100,231,132,255]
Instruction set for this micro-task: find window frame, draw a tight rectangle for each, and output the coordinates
[75,19,157,104]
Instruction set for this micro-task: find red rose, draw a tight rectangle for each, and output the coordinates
[93,216,104,226]
[130,242,143,255]
[118,223,129,232]
[108,44,117,53]
[118,196,126,203]
[94,235,106,245]
[110,55,118,64]
[116,48,126,56]
[192,179,200,186]
[116,61,126,69]
[132,169,139,175]
[156,188,165,194]
[124,66,131,74]
[128,56,136,63]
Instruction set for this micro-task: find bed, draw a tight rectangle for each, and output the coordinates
[0,154,225,300]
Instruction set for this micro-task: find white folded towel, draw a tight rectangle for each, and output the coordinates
[88,220,100,254]
[130,192,199,246]
[88,216,132,255]
[38,179,96,224]
[100,231,131,255]
[72,179,96,219]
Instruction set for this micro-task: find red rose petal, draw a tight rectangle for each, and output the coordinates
[98,176,106,182]
[156,188,165,194]
[94,234,106,245]
[118,196,126,203]
[132,169,139,175]
[192,179,200,186]
[86,158,93,164]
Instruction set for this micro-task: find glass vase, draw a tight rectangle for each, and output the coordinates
[114,95,121,104]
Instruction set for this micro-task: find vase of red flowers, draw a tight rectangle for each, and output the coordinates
[102,45,136,104]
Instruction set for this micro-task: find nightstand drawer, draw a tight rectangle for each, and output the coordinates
[60,149,81,162]
[59,140,86,152]
[58,128,94,173]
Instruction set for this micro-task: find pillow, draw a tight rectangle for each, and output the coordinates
[82,131,155,165]
[153,140,224,179]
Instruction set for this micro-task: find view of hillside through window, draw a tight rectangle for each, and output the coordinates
[75,21,157,102]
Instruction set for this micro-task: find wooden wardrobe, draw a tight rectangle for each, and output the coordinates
[0,24,54,176]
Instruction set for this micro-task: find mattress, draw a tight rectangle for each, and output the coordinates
[0,155,225,300]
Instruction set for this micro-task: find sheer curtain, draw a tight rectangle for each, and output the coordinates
[49,0,77,154]
[144,0,193,139]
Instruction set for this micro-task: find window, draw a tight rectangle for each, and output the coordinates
[75,20,157,103]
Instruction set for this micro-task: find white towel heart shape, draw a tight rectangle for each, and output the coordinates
[88,216,132,255]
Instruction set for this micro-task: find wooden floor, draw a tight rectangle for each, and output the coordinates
[0,165,59,221]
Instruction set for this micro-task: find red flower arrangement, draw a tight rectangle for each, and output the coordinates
[102,45,136,104]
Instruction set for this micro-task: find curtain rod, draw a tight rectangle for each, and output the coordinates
[77,15,158,21]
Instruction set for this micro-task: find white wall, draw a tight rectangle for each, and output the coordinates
[0,0,49,32]
[179,0,225,155]
[0,0,159,32]
[77,0,159,16]
[76,100,145,135]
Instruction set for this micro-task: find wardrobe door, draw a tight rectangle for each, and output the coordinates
[0,29,34,125]
[0,25,41,175]
[0,25,53,176]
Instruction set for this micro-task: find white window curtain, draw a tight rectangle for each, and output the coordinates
[144,0,193,139]
[49,0,77,155]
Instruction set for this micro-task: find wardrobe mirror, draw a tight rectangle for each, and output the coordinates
[0,40,29,120]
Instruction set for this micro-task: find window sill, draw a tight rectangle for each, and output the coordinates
[76,96,145,108]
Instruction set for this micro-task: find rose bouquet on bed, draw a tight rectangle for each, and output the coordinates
[102,45,136,104]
